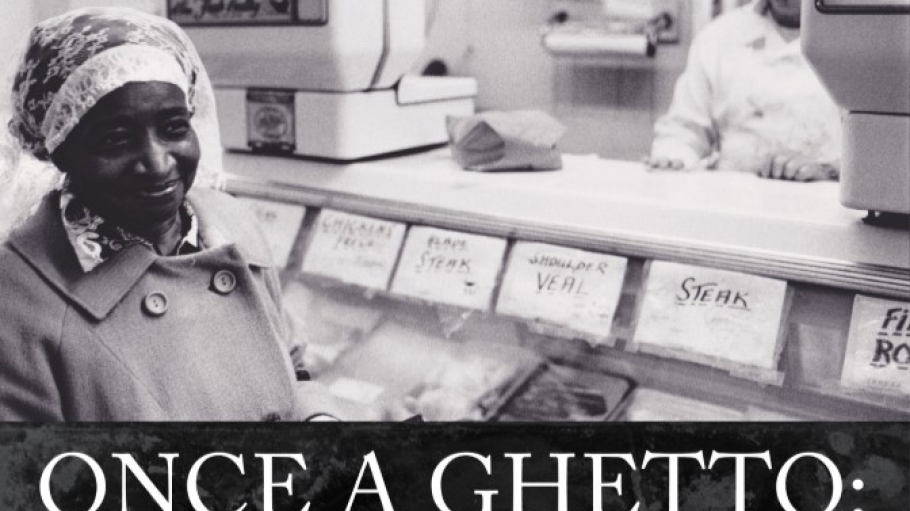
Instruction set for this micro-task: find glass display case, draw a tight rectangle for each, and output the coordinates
[223,148,910,421]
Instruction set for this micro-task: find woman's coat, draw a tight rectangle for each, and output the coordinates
[0,187,335,421]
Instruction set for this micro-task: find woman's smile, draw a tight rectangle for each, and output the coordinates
[132,179,180,200]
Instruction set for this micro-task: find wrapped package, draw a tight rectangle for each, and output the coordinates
[446,110,566,171]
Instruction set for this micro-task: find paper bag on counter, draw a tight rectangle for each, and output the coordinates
[446,110,566,171]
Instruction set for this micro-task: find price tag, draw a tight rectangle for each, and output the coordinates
[841,295,910,396]
[633,261,788,370]
[496,242,627,341]
[301,210,406,290]
[236,197,305,268]
[391,227,507,310]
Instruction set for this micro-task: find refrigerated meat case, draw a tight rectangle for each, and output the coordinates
[224,149,910,421]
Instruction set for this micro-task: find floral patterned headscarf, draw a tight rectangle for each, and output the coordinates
[0,7,223,239]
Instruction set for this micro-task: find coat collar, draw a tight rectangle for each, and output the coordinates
[189,187,273,269]
[8,187,273,321]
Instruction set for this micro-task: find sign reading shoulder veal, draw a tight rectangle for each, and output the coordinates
[841,294,910,396]
[236,197,305,268]
[496,242,627,341]
[302,210,406,290]
[391,227,507,310]
[633,261,788,370]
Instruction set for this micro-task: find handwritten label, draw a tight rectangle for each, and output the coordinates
[633,261,788,370]
[236,197,305,268]
[301,210,406,290]
[390,227,507,310]
[496,242,627,341]
[841,295,910,396]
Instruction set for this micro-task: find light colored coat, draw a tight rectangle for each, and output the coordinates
[0,187,337,421]
[651,1,841,172]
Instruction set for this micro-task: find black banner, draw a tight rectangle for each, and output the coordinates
[2,422,907,510]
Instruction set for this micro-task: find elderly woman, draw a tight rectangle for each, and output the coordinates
[0,8,340,421]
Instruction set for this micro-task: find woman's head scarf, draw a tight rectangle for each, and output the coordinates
[0,7,223,239]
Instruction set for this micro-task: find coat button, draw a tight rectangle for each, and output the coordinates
[142,292,169,317]
[211,270,237,295]
[263,412,281,422]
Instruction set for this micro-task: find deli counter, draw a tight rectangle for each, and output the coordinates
[223,149,910,422]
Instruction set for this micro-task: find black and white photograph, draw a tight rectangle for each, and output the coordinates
[0,0,907,509]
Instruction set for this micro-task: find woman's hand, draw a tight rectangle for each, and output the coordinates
[644,157,687,171]
[758,155,839,182]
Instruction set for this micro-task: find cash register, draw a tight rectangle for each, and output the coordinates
[802,0,910,222]
[168,0,477,160]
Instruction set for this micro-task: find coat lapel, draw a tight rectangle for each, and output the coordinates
[7,188,274,321]
[8,192,156,321]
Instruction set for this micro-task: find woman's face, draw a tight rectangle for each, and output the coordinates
[52,81,200,236]
[768,0,802,28]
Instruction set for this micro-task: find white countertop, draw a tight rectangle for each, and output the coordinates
[224,149,909,298]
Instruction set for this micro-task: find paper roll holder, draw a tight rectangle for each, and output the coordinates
[540,9,676,61]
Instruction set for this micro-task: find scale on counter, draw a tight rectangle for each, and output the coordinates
[803,0,910,226]
[168,0,477,161]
